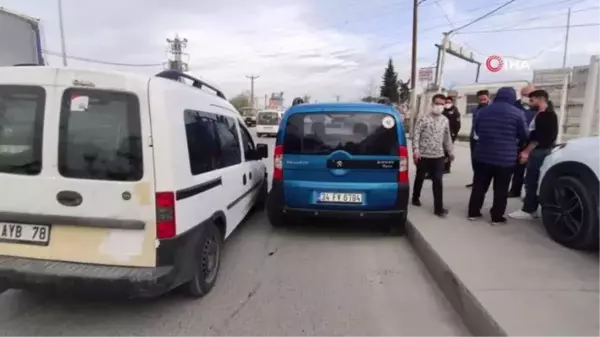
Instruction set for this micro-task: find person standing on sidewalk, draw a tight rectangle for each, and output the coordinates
[509,90,558,220]
[442,96,461,173]
[411,94,454,218]
[467,87,529,225]
[466,90,490,188]
[509,85,537,198]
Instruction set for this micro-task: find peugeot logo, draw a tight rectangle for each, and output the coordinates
[336,160,343,168]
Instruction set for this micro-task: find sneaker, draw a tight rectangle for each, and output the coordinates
[468,214,483,221]
[412,199,421,207]
[508,210,536,220]
[434,209,449,218]
[491,217,508,225]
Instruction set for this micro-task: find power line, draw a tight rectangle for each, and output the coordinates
[459,23,599,34]
[42,50,163,67]
[449,0,518,33]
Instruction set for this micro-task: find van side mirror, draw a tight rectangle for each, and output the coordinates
[256,143,269,159]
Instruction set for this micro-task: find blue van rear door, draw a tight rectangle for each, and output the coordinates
[282,109,401,210]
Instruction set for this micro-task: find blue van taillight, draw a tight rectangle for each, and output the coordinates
[398,145,409,183]
[273,145,284,180]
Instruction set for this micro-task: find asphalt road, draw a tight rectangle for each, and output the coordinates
[0,131,468,336]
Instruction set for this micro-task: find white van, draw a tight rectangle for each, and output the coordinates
[256,109,282,137]
[0,66,269,298]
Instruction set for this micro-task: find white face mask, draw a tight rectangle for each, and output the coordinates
[432,105,444,114]
[444,103,453,109]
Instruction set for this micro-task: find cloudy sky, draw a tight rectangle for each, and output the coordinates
[2,0,599,104]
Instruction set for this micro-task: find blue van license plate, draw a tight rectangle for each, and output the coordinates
[318,192,363,204]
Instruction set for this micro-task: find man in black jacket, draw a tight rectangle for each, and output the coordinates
[442,96,461,173]
[466,90,490,188]
[509,89,558,220]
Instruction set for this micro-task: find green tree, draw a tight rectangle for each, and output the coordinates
[229,92,250,114]
[361,96,378,102]
[379,58,400,104]
[398,79,410,104]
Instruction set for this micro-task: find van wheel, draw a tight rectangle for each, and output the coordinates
[266,196,286,228]
[541,175,599,251]
[184,223,223,298]
[388,213,407,236]
[254,181,268,210]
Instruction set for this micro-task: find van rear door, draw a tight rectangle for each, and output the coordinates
[281,109,402,210]
[0,69,157,267]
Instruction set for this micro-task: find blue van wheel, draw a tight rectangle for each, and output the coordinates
[266,196,286,228]
[388,213,407,236]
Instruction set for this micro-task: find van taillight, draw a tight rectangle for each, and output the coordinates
[156,192,176,239]
[273,145,283,180]
[398,145,409,183]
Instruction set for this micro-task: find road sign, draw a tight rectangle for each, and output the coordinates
[419,67,434,81]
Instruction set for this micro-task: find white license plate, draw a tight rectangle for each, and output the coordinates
[0,222,51,245]
[318,192,363,203]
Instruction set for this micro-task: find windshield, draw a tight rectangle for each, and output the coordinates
[257,112,279,125]
[0,85,45,175]
[283,112,399,156]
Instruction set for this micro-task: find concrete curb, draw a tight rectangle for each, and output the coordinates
[405,219,507,336]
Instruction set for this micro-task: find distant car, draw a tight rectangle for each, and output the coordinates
[244,115,256,127]
[256,110,282,137]
[265,102,409,235]
[538,137,599,251]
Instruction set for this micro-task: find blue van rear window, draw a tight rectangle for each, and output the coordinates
[283,112,399,155]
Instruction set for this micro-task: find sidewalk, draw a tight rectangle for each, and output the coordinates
[406,142,599,336]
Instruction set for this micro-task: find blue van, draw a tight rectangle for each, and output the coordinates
[265,102,409,235]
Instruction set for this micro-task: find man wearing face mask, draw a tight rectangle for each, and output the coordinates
[442,96,461,173]
[411,94,454,218]
[508,85,536,198]
[466,90,490,188]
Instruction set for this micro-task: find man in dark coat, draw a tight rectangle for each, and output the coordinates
[467,87,529,224]
[466,90,490,188]
[442,96,461,173]
[508,85,536,197]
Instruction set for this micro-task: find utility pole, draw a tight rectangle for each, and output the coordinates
[166,35,188,72]
[562,8,571,68]
[436,33,450,92]
[408,0,419,136]
[57,0,68,66]
[246,75,259,111]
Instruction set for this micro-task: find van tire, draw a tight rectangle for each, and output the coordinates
[266,196,286,228]
[254,181,268,210]
[388,213,407,236]
[184,223,223,298]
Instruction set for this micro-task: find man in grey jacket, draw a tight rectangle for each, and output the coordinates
[411,94,454,217]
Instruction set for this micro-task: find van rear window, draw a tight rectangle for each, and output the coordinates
[283,112,399,156]
[0,85,45,175]
[258,112,279,125]
[58,89,143,181]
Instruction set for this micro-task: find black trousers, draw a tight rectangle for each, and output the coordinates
[444,134,458,172]
[468,162,514,221]
[509,161,526,196]
[412,157,445,212]
[468,138,477,183]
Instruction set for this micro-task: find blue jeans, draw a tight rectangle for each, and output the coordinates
[522,148,551,213]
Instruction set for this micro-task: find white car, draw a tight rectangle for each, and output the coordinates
[256,110,282,137]
[538,137,599,251]
[0,66,269,298]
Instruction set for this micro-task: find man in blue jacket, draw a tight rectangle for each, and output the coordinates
[508,85,536,197]
[467,87,529,225]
